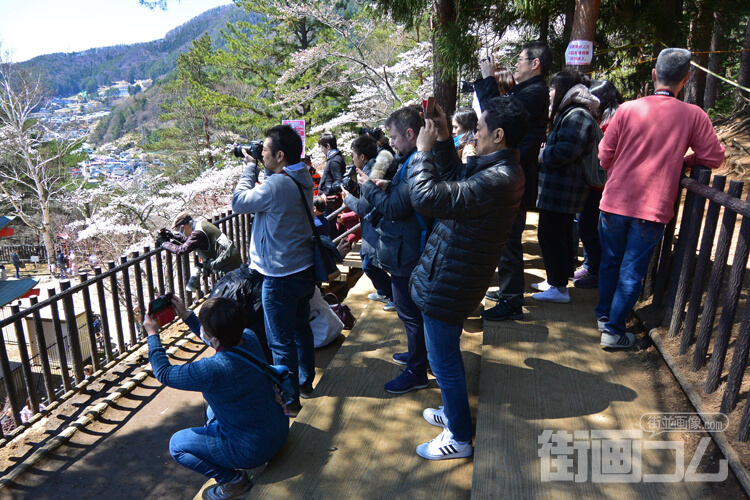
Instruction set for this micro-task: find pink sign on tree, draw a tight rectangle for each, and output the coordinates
[282,120,306,160]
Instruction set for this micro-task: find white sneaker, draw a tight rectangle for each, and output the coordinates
[368,292,389,303]
[423,406,448,428]
[601,331,635,349]
[597,316,609,331]
[532,287,570,303]
[531,280,551,291]
[416,429,473,460]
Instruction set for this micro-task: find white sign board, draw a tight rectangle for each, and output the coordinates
[565,40,594,65]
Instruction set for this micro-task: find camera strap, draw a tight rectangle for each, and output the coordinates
[654,89,675,97]
[286,173,324,245]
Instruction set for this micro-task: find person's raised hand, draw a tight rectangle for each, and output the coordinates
[170,294,190,320]
[433,104,450,141]
[417,121,439,152]
[143,314,159,336]
[480,55,495,79]
[356,168,371,186]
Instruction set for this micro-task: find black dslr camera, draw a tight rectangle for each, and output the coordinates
[342,164,359,197]
[232,140,264,161]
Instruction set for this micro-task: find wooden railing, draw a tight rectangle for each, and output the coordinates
[0,244,48,264]
[0,211,252,443]
[644,165,750,440]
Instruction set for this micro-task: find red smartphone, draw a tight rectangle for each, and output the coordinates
[149,293,176,328]
[422,96,436,119]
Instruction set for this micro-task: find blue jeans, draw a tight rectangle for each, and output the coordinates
[169,406,244,484]
[391,275,428,376]
[262,267,315,402]
[362,253,392,300]
[422,314,472,442]
[596,213,665,336]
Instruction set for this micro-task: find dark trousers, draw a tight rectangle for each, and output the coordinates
[391,275,428,377]
[13,263,21,279]
[495,207,526,300]
[362,253,392,300]
[538,209,576,288]
[578,189,603,275]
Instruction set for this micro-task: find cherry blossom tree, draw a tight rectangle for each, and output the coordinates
[67,157,245,261]
[0,54,80,264]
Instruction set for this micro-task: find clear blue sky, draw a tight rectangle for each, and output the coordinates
[0,0,234,62]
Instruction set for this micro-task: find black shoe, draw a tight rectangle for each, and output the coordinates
[299,382,314,399]
[485,290,501,302]
[482,299,523,321]
[286,399,302,417]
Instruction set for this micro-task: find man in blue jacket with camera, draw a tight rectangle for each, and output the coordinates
[357,106,432,394]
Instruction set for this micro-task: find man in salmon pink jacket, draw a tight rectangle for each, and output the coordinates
[596,48,725,349]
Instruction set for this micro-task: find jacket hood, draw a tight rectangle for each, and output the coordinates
[370,149,393,179]
[560,84,600,114]
[283,162,314,188]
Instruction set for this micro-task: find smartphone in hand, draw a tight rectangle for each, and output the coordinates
[423,96,436,119]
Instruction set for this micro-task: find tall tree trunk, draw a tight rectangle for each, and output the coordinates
[684,2,712,107]
[566,0,602,73]
[433,0,457,117]
[203,115,214,169]
[562,0,576,50]
[704,13,726,110]
[539,13,549,44]
[738,16,750,105]
[653,0,683,50]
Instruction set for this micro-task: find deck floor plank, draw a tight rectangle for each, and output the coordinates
[250,295,483,499]
[472,289,718,499]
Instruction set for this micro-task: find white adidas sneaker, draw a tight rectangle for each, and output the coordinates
[416,429,473,460]
[423,406,448,428]
[601,331,635,349]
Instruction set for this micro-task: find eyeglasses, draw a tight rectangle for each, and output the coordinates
[517,56,533,63]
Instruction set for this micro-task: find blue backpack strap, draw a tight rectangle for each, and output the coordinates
[397,152,430,253]
[225,346,285,387]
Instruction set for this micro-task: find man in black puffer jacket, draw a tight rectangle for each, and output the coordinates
[407,97,528,461]
[474,42,551,320]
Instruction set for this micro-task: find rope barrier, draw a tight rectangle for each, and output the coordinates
[689,60,750,93]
